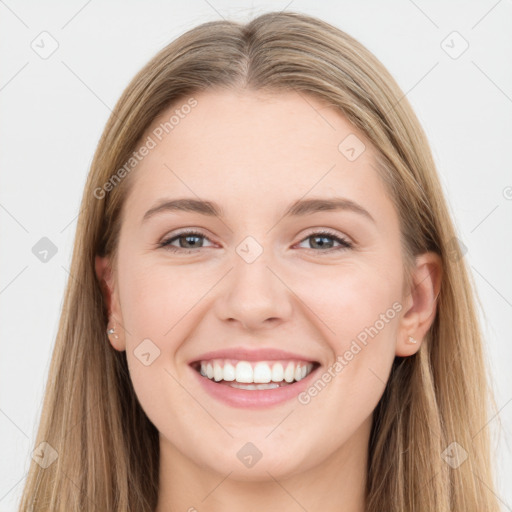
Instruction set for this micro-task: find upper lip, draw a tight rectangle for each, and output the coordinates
[188,347,319,365]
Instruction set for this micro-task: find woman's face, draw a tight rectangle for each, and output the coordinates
[96,89,438,480]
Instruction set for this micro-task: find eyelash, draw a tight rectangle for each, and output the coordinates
[157,228,353,255]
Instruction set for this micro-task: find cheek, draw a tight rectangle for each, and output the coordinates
[295,259,401,347]
[295,261,400,406]
[119,258,200,341]
[116,259,189,409]
[116,255,227,410]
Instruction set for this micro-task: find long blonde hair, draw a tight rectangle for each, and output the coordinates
[18,11,500,511]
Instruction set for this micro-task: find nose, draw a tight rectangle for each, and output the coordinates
[214,247,293,331]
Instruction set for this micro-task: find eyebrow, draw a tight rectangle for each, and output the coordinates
[141,196,375,224]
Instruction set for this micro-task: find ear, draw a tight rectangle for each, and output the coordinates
[95,255,126,351]
[396,252,442,357]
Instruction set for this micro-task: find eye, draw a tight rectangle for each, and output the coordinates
[158,229,215,253]
[296,229,353,254]
[158,228,353,255]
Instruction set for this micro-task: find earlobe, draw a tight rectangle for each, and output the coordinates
[396,252,442,357]
[106,319,125,351]
[407,336,418,345]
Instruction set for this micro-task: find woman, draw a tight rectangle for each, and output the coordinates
[18,11,501,512]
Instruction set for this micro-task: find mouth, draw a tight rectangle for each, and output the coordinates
[189,359,321,390]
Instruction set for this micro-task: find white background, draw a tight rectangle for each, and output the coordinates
[0,1,511,510]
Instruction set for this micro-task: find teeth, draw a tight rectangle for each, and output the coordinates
[236,361,253,383]
[253,362,272,383]
[271,363,284,382]
[213,362,223,382]
[223,362,236,381]
[284,362,295,382]
[228,382,281,390]
[198,359,315,384]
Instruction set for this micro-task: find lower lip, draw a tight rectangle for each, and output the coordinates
[190,364,320,409]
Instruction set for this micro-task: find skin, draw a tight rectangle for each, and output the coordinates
[95,89,442,512]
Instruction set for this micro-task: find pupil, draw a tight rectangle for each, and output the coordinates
[183,235,200,248]
[312,235,332,249]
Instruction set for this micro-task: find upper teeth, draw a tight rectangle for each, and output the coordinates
[199,360,314,384]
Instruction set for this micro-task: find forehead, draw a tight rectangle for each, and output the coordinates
[122,89,397,229]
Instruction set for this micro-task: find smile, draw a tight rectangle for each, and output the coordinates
[190,359,321,408]
[194,359,317,386]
